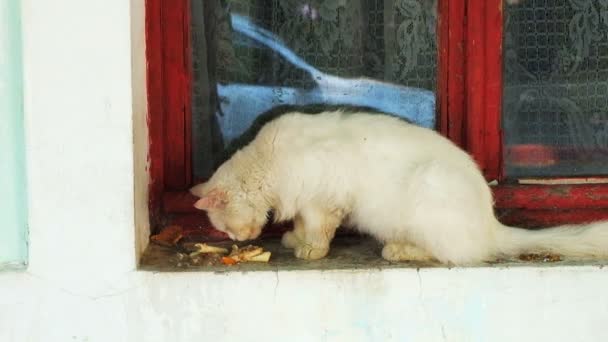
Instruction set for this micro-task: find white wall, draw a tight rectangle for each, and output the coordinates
[2,1,608,341]
[20,0,143,281]
[2,267,608,342]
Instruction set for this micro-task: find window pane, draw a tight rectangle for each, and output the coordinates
[191,0,437,178]
[503,0,608,177]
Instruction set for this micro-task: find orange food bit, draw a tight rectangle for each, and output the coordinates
[221,256,237,265]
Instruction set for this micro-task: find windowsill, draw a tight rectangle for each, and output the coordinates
[138,235,608,272]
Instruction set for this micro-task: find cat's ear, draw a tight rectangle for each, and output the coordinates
[193,188,228,210]
[190,182,207,197]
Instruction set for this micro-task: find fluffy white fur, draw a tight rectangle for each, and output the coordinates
[190,110,608,265]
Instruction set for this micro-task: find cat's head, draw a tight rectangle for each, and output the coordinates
[190,182,268,241]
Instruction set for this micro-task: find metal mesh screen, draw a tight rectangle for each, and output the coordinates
[503,0,608,177]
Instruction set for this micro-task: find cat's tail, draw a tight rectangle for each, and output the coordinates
[494,221,608,258]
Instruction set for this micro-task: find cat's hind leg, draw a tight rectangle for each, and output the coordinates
[382,241,435,262]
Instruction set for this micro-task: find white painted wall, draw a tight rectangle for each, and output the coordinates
[2,1,608,341]
[2,267,608,342]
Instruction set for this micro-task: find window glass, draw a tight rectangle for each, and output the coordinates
[503,0,608,177]
[191,0,438,178]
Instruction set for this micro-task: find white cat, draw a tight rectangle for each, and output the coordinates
[190,110,608,265]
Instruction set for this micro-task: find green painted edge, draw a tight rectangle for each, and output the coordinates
[0,0,28,267]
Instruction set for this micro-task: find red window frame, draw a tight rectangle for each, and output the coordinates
[145,0,608,235]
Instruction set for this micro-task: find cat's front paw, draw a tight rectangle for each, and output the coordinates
[294,244,329,260]
[281,231,300,249]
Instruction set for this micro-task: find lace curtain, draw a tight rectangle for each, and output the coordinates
[504,0,608,176]
[191,0,437,178]
[214,0,436,89]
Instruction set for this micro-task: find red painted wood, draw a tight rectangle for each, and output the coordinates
[465,0,486,171]
[438,0,466,146]
[162,0,192,191]
[163,191,199,213]
[437,0,448,132]
[483,0,503,181]
[183,0,193,188]
[463,0,502,181]
[493,184,608,210]
[442,0,503,181]
[497,209,608,228]
[145,0,164,221]
[146,0,193,229]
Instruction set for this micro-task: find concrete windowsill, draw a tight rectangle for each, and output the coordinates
[138,236,608,272]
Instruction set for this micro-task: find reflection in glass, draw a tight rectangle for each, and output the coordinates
[191,0,437,178]
[503,0,608,177]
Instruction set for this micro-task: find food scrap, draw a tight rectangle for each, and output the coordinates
[170,242,271,267]
[150,225,184,247]
[518,253,562,263]
[221,256,238,265]
[189,243,229,258]
[229,244,271,262]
